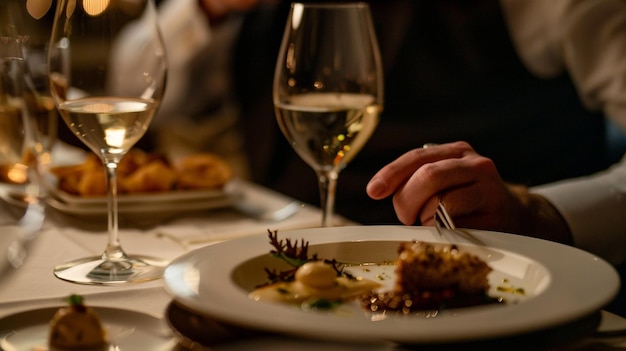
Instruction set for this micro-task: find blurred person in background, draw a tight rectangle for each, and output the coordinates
[146,0,261,180]
[92,0,263,178]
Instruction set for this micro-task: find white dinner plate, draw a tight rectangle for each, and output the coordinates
[163,225,620,344]
[0,306,176,351]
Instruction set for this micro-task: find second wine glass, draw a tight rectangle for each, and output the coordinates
[48,0,167,284]
[273,2,383,227]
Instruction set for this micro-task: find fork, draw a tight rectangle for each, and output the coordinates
[421,143,456,234]
[434,199,456,235]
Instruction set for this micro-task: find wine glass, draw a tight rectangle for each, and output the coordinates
[0,0,56,204]
[48,0,168,284]
[0,0,56,281]
[273,2,383,227]
[0,34,46,280]
[23,40,59,179]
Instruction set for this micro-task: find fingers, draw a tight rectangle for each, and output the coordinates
[366,141,474,200]
[366,141,504,227]
[390,149,499,225]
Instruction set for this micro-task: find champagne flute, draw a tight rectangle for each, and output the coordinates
[0,0,56,204]
[0,39,46,278]
[48,0,167,284]
[23,41,59,177]
[273,2,383,227]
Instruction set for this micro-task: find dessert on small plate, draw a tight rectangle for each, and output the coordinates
[0,295,175,351]
[48,295,107,350]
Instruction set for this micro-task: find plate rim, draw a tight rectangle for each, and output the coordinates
[46,195,239,215]
[48,185,231,205]
[162,225,621,344]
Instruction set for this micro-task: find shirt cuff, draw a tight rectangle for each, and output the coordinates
[532,158,626,265]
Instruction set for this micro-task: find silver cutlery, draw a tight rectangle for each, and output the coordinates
[434,200,455,235]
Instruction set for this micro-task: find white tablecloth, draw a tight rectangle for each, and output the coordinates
[0,179,625,350]
[0,179,333,316]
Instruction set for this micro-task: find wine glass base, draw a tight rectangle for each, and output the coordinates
[53,255,167,285]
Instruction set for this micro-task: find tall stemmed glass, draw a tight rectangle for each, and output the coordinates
[48,0,167,284]
[273,3,383,227]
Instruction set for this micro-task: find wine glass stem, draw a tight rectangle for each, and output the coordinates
[104,161,126,261]
[317,170,338,227]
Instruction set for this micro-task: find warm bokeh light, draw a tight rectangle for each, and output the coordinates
[83,0,110,17]
[0,164,28,185]
[26,0,53,19]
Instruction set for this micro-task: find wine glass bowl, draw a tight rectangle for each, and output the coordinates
[48,0,167,284]
[273,2,383,227]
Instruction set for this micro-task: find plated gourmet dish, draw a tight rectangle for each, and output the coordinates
[163,225,618,343]
[50,149,233,197]
[250,231,506,313]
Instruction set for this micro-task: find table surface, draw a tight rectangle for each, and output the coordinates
[0,179,625,351]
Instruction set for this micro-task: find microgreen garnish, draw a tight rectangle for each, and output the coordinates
[264,230,318,283]
[263,230,355,284]
[267,229,317,266]
[65,294,87,312]
[66,294,84,306]
[302,298,341,310]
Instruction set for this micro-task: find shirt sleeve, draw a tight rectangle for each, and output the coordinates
[559,0,626,133]
[532,157,626,265]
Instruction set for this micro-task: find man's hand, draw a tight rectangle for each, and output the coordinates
[366,141,572,244]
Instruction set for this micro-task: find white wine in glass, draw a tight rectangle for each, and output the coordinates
[48,0,167,284]
[273,3,383,227]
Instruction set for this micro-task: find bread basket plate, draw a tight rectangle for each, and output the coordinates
[163,225,619,344]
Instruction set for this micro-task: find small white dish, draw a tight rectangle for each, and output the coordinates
[0,306,176,351]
